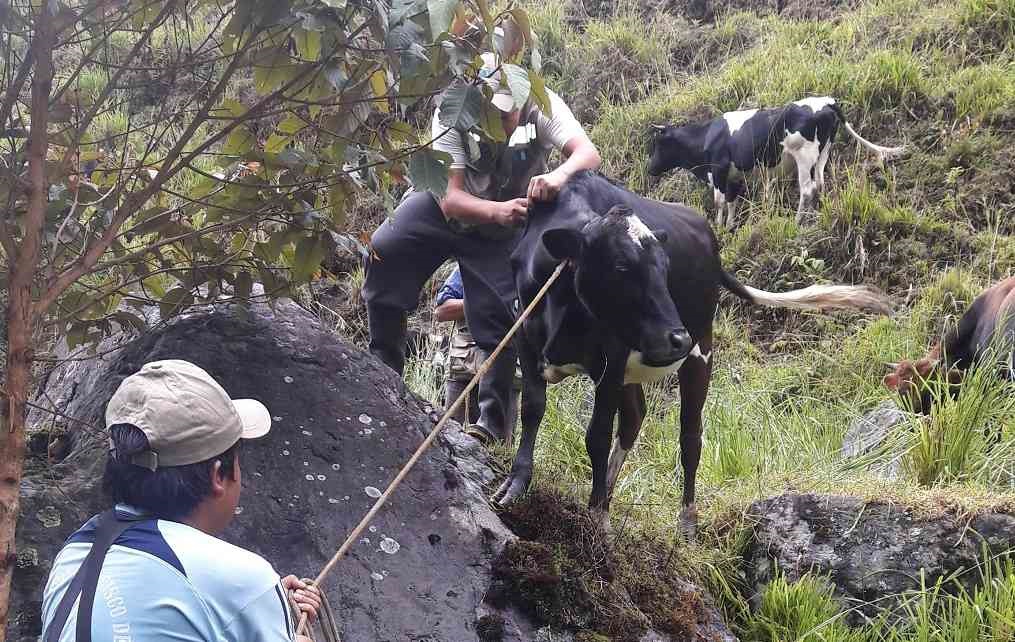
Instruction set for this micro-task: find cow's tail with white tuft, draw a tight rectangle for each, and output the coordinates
[720,270,893,315]
[828,102,906,163]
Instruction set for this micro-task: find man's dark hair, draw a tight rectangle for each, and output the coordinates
[103,424,240,521]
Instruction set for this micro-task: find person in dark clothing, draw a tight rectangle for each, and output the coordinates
[362,52,601,444]
[435,266,521,440]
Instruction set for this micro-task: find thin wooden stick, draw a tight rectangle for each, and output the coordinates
[296,262,566,635]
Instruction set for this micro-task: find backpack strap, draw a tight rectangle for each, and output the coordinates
[44,509,141,642]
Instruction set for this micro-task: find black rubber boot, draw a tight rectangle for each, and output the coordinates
[468,347,517,444]
[367,304,408,375]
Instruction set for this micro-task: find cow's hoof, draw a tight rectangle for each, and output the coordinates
[492,474,529,507]
[679,505,699,543]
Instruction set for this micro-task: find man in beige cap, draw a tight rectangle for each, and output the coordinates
[362,51,601,444]
[41,359,321,642]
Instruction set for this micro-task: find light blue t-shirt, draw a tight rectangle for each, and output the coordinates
[41,506,295,642]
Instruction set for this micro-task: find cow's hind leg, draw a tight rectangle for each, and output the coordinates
[786,134,821,223]
[677,333,714,540]
[600,384,647,531]
[494,335,547,507]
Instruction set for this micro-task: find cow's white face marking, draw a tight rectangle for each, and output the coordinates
[723,109,759,135]
[624,350,685,384]
[793,96,835,112]
[625,214,655,247]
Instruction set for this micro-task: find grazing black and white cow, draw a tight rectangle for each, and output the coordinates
[884,276,1015,415]
[494,171,891,529]
[646,96,905,227]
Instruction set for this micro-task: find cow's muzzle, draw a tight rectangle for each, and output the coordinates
[641,329,693,367]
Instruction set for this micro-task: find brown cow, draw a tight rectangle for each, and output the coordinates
[884,276,1015,413]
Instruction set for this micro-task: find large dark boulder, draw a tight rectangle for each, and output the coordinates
[10,297,734,642]
[745,493,1015,625]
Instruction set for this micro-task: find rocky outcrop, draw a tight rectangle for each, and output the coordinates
[840,402,909,479]
[745,493,1015,625]
[10,296,734,642]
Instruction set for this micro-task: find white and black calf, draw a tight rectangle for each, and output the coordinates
[646,96,905,227]
[494,171,891,531]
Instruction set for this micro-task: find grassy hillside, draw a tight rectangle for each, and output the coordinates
[403,0,1015,638]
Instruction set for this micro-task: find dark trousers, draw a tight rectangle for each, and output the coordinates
[445,377,520,443]
[362,192,519,442]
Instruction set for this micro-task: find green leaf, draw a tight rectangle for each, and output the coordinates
[369,70,389,112]
[277,115,306,135]
[292,235,327,283]
[427,0,459,37]
[479,100,507,142]
[509,8,533,47]
[217,98,247,118]
[110,311,147,333]
[295,28,321,60]
[438,83,484,131]
[159,287,194,320]
[265,133,291,154]
[254,230,290,262]
[329,182,351,227]
[253,48,290,94]
[529,70,552,116]
[503,64,530,109]
[223,127,256,156]
[66,322,87,350]
[408,148,451,197]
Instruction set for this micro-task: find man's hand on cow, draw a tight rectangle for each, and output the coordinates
[527,170,567,202]
[492,197,529,226]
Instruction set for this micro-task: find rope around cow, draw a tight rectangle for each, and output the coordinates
[293,262,568,638]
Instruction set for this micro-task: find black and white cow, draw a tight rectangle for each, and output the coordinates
[646,96,905,227]
[494,171,891,530]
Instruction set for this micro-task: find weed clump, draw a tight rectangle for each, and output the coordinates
[488,488,724,640]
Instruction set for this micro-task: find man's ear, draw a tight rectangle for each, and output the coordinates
[209,460,228,496]
[541,228,585,261]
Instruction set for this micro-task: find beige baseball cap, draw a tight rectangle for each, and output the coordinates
[106,359,271,470]
[479,52,517,113]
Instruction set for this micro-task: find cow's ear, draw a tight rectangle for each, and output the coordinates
[883,373,900,391]
[651,229,668,244]
[541,228,585,261]
[914,358,938,378]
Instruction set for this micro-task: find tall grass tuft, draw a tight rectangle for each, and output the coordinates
[903,346,1015,487]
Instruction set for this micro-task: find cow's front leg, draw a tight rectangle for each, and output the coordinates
[493,340,546,507]
[599,384,647,531]
[676,332,713,542]
[587,363,626,530]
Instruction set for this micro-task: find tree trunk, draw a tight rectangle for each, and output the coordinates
[0,6,54,638]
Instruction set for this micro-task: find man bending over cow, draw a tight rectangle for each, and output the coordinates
[362,52,601,444]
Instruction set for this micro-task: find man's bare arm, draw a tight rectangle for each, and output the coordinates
[527,133,602,202]
[440,171,529,226]
[435,298,466,322]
